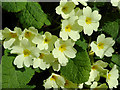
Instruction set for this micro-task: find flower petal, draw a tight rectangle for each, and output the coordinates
[91,10,101,21]
[14,54,24,68]
[97,34,105,44]
[60,31,68,41]
[105,38,115,46]
[78,16,86,26]
[95,49,104,58]
[84,25,93,36]
[90,42,98,52]
[91,22,99,31]
[32,35,42,44]
[68,30,80,41]
[56,75,65,88]
[52,48,60,58]
[52,61,61,71]
[23,56,32,67]
[64,46,76,58]
[83,6,92,17]
[58,52,68,66]
[43,79,53,88]
[39,59,50,70]
[55,6,62,15]
[33,58,40,68]
[11,46,23,54]
[55,39,61,48]
[104,47,114,57]
[3,38,15,49]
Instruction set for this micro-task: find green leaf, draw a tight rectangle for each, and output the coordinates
[117,36,120,44]
[4,49,10,56]
[60,48,91,84]
[111,54,120,67]
[34,68,41,73]
[109,62,114,68]
[2,55,35,88]
[75,40,88,50]
[88,2,105,8]
[102,20,119,39]
[0,64,2,89]
[17,2,51,29]
[2,2,27,12]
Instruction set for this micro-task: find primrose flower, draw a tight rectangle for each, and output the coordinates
[90,34,115,58]
[92,60,108,75]
[32,32,57,51]
[60,16,82,41]
[33,50,55,70]
[56,0,76,19]
[106,65,119,88]
[90,82,108,90]
[78,6,101,36]
[85,60,108,85]
[0,27,22,49]
[111,0,120,9]
[20,27,38,41]
[72,0,88,6]
[52,39,77,66]
[11,39,40,68]
[43,73,65,88]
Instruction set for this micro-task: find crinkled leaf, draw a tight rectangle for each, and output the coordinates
[60,48,91,84]
[0,64,2,89]
[2,2,27,12]
[89,2,105,7]
[102,20,119,39]
[2,55,35,88]
[75,40,88,50]
[17,2,51,29]
[111,54,120,67]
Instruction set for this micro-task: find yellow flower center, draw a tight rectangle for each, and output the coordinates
[86,17,92,24]
[25,31,32,38]
[10,32,17,38]
[92,65,98,70]
[39,53,44,59]
[59,44,66,52]
[108,74,111,80]
[44,38,50,44]
[23,49,31,57]
[97,42,104,49]
[62,6,68,12]
[65,25,71,32]
[50,75,56,81]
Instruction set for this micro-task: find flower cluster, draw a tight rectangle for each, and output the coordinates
[43,60,119,89]
[85,61,119,89]
[0,0,119,89]
[0,27,77,71]
[44,0,118,89]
